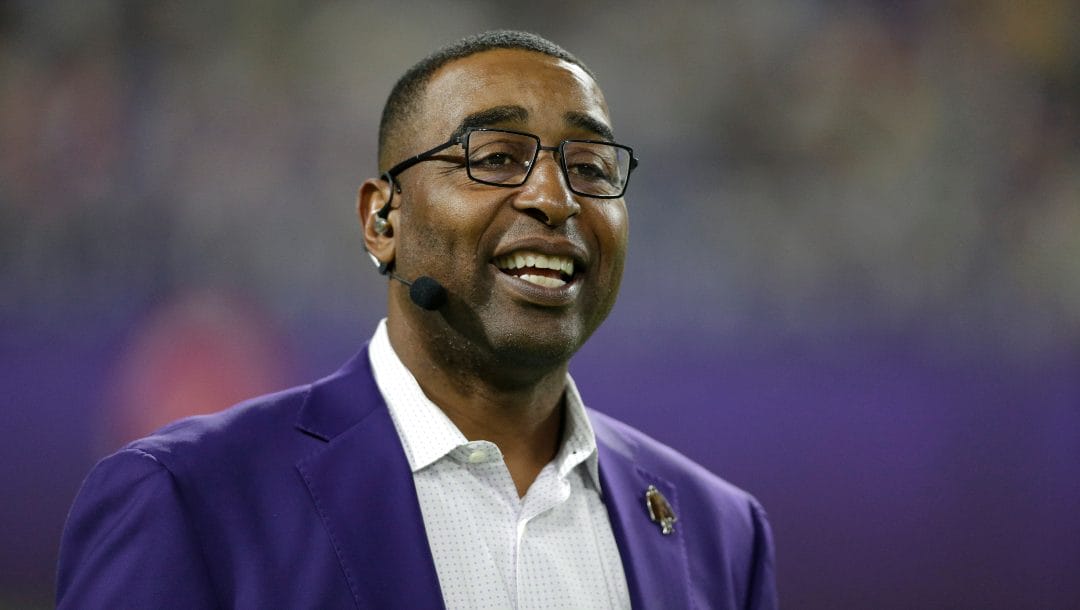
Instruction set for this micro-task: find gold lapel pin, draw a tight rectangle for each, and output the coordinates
[645,485,677,535]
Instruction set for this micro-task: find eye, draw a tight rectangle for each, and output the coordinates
[565,151,618,184]
[563,143,626,187]
[468,137,533,172]
[568,160,613,181]
[472,152,520,168]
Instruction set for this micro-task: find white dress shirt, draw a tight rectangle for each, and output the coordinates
[368,320,632,610]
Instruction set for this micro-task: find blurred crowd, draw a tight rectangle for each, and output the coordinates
[2,1,1078,356]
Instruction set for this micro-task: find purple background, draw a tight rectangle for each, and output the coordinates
[2,2,1078,608]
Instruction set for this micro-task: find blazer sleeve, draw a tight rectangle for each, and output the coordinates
[746,499,779,609]
[56,448,219,609]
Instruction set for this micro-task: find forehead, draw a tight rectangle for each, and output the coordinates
[417,49,612,141]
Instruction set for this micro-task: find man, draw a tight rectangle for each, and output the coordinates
[57,30,777,609]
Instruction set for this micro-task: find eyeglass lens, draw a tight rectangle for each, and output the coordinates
[465,130,631,197]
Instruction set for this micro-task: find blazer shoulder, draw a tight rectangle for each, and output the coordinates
[57,446,220,608]
[122,345,380,476]
[126,383,313,470]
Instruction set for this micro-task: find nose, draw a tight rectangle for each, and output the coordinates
[511,150,580,227]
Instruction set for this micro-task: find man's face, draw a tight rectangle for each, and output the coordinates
[389,49,629,368]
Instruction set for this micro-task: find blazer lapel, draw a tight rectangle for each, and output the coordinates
[594,417,691,609]
[294,348,445,609]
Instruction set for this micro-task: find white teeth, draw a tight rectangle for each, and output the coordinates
[519,274,566,288]
[494,250,575,276]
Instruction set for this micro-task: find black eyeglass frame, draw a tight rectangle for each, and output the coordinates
[375,128,638,219]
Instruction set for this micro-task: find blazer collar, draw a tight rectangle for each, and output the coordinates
[593,413,692,609]
[294,345,446,609]
[294,348,376,441]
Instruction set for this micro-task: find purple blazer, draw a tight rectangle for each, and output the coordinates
[57,346,777,609]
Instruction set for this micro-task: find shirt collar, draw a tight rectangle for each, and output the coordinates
[367,319,601,491]
[556,375,601,489]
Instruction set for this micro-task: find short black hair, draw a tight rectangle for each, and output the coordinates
[377,30,594,172]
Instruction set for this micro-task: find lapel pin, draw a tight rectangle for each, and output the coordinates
[645,485,677,535]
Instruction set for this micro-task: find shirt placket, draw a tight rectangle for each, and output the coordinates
[514,462,573,610]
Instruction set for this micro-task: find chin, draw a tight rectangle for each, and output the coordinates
[482,317,591,369]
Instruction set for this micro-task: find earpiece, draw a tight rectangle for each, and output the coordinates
[373,216,391,235]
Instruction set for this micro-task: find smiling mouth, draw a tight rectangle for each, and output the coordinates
[493,250,575,288]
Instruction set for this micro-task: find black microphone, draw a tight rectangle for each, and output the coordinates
[378,262,448,311]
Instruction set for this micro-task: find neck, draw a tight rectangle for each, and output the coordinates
[387,310,570,496]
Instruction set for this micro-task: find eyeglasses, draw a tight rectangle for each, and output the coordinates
[380,128,638,204]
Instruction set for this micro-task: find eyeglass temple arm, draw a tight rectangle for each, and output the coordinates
[375,172,396,220]
[375,136,460,218]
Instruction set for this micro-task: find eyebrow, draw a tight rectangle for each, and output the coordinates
[449,105,616,142]
[564,111,615,142]
[451,106,529,139]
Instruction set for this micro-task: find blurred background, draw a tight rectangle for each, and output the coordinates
[2,1,1078,608]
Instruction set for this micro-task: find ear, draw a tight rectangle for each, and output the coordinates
[358,178,396,269]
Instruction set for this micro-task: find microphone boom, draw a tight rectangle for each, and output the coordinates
[378,262,448,311]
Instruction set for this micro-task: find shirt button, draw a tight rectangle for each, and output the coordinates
[467,449,487,463]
